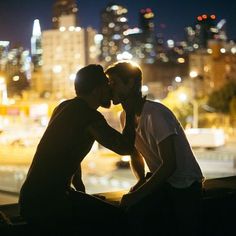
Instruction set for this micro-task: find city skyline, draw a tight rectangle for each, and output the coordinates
[0,0,236,49]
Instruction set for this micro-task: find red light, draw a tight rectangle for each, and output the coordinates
[197,16,203,21]
[146,8,152,13]
[202,14,207,19]
[210,14,216,19]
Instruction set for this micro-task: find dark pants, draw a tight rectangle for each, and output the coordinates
[20,189,127,235]
[125,181,203,236]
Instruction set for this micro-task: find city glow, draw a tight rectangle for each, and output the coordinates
[12,76,20,81]
[177,57,185,63]
[175,76,182,83]
[75,27,81,32]
[123,28,141,36]
[178,93,187,102]
[94,34,103,43]
[69,74,76,81]
[117,52,133,60]
[111,5,119,11]
[121,156,130,162]
[231,47,236,54]
[68,26,75,31]
[119,17,127,22]
[189,71,198,78]
[59,26,66,32]
[141,85,149,93]
[220,48,226,53]
[167,39,174,48]
[52,65,62,73]
[207,48,213,54]
[0,41,10,47]
[0,77,5,84]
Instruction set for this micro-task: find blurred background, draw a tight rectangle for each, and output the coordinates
[0,0,236,198]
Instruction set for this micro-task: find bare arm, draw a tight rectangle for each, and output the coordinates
[88,110,135,155]
[121,135,176,206]
[130,149,145,180]
[71,164,85,192]
[120,111,146,190]
[129,149,146,192]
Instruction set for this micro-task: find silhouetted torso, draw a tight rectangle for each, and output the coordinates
[20,97,104,202]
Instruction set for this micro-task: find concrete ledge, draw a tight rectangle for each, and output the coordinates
[1,176,236,235]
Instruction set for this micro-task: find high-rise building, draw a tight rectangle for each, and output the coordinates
[41,25,98,99]
[38,0,99,99]
[31,19,42,69]
[52,0,78,29]
[126,8,157,64]
[4,46,31,97]
[100,3,129,64]
[185,14,224,51]
[189,40,236,91]
[139,8,155,33]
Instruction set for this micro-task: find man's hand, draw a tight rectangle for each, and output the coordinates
[120,191,142,208]
[120,192,135,208]
[129,178,146,192]
[121,92,137,113]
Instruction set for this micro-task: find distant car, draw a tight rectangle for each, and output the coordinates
[116,155,130,169]
[185,128,225,149]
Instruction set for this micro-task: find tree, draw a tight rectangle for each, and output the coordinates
[207,81,236,114]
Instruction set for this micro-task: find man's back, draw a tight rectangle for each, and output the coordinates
[20,97,104,201]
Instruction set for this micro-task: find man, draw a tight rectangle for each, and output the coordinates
[19,64,135,234]
[105,61,204,236]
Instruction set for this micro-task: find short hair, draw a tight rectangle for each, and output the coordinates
[74,64,108,96]
[105,61,142,94]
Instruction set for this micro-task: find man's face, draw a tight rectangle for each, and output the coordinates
[108,74,131,105]
[99,82,112,108]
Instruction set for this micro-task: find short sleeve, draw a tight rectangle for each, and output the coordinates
[148,108,178,144]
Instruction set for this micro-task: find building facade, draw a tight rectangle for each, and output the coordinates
[100,3,129,64]
[52,0,78,29]
[41,17,98,98]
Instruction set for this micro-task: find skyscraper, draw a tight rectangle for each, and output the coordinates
[100,3,129,64]
[139,8,155,33]
[37,0,99,98]
[52,0,78,29]
[31,19,42,69]
[127,8,157,64]
[185,14,221,50]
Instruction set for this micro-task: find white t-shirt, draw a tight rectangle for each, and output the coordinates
[122,100,203,188]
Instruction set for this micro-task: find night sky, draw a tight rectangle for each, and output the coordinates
[0,0,236,49]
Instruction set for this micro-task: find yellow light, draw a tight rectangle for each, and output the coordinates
[189,71,198,78]
[53,65,62,74]
[121,156,130,162]
[144,12,154,18]
[0,76,5,84]
[59,27,66,32]
[177,58,185,63]
[13,75,20,81]
[179,93,188,102]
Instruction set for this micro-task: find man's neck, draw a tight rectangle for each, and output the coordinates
[135,95,146,116]
[77,96,99,110]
